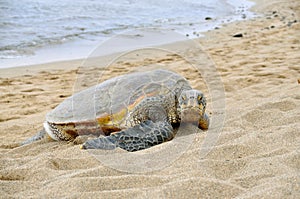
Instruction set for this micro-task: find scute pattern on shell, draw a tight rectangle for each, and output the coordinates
[46,70,192,132]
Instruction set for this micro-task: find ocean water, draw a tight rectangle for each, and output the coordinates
[0,0,255,68]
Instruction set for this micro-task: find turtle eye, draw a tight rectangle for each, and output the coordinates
[197,95,202,101]
[181,96,186,101]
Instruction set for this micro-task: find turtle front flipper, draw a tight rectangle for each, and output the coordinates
[198,113,210,130]
[81,120,174,152]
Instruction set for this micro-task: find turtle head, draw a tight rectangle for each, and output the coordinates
[178,90,206,114]
[178,90,208,126]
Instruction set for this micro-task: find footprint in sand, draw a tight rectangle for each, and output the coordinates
[242,99,297,128]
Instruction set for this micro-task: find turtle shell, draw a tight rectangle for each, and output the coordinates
[46,69,191,132]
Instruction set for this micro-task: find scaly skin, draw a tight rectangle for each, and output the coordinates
[81,89,209,151]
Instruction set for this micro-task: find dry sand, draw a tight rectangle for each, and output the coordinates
[1,0,299,198]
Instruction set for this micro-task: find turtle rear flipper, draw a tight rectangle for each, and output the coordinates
[81,120,174,152]
[21,129,49,145]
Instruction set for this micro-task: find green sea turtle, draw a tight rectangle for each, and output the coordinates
[22,69,209,152]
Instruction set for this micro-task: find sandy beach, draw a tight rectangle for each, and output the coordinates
[1,0,299,198]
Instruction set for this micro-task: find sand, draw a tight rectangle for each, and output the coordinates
[1,0,299,198]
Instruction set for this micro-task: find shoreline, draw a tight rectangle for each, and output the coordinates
[0,37,206,78]
[0,0,290,77]
[0,0,256,70]
[1,0,299,198]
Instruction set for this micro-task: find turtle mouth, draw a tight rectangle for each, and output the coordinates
[180,107,204,123]
[181,107,203,113]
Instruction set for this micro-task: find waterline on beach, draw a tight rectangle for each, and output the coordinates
[0,0,256,68]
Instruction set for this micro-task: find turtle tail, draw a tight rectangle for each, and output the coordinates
[21,128,48,146]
